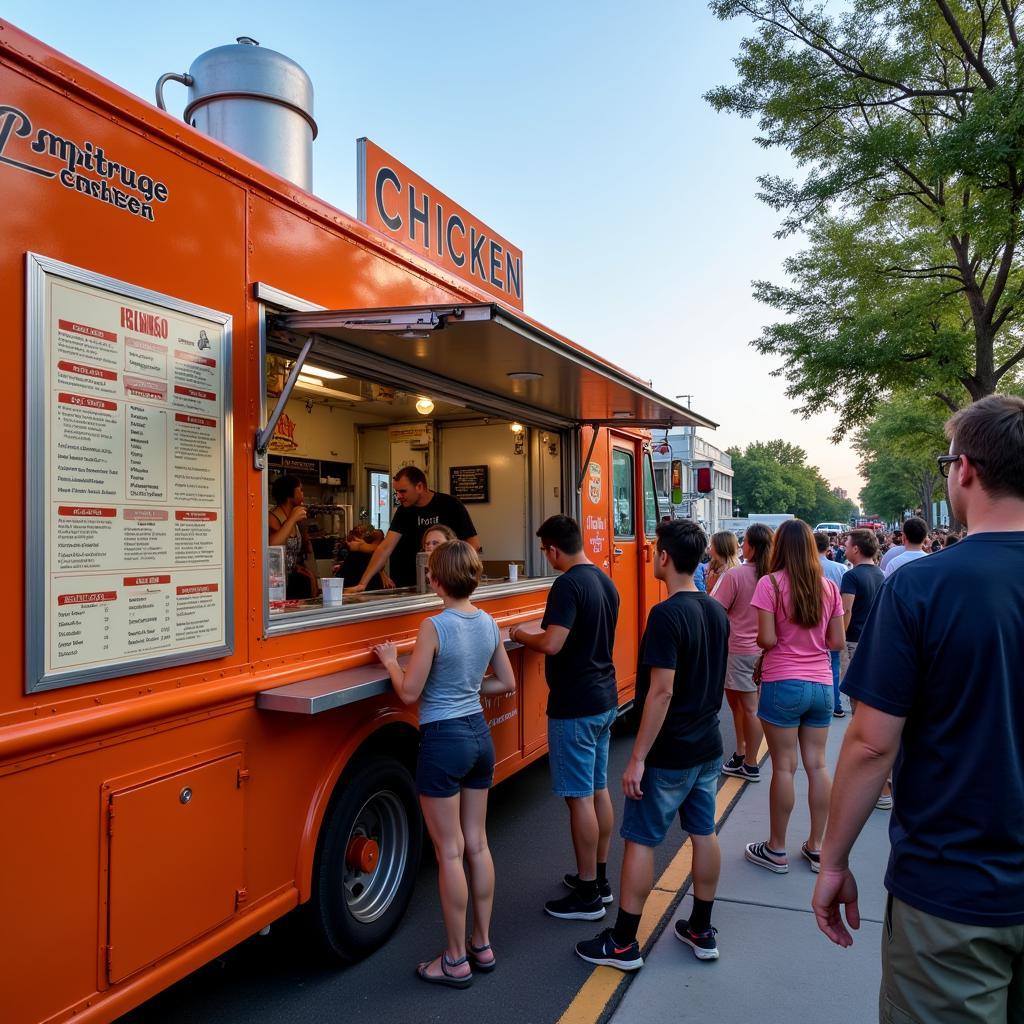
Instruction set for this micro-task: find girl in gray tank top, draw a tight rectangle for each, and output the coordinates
[373,540,515,988]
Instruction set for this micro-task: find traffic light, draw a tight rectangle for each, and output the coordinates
[696,466,712,493]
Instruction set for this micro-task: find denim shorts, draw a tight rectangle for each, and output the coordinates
[416,712,496,797]
[620,757,719,845]
[757,679,834,728]
[547,708,617,798]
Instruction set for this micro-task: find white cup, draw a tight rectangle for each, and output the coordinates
[508,563,518,583]
[321,577,344,606]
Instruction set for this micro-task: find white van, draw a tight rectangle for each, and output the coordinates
[814,522,847,534]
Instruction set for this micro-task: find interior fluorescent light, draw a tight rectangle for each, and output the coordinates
[297,375,324,387]
[302,363,346,379]
[507,371,543,381]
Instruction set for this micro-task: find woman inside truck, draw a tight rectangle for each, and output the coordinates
[372,540,515,987]
[268,475,319,599]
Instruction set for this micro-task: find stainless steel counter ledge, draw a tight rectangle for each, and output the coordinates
[257,628,536,715]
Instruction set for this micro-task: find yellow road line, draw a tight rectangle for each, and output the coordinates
[557,741,767,1024]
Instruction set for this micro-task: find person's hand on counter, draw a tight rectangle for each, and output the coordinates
[346,583,367,594]
[372,641,399,668]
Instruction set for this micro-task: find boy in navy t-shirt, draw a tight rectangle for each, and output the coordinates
[813,396,1024,1022]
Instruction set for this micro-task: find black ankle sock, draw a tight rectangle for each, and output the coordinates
[612,909,641,946]
[596,861,608,885]
[690,897,714,933]
[576,878,599,902]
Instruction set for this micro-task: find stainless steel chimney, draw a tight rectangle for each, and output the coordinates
[156,37,317,191]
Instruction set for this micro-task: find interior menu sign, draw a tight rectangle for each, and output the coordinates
[26,254,233,693]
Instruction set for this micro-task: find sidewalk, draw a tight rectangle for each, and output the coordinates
[609,716,891,1023]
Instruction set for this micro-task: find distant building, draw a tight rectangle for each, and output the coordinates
[832,486,848,500]
[651,430,734,534]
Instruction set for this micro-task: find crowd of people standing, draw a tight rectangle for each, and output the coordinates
[369,395,1023,1023]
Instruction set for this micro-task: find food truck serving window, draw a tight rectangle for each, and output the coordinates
[25,255,234,693]
[260,346,567,632]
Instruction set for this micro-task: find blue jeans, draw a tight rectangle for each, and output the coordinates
[547,708,616,797]
[416,712,495,797]
[758,679,834,728]
[620,758,720,845]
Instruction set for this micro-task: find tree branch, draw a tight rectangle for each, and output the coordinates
[1000,0,1020,47]
[934,0,999,87]
[994,343,1024,381]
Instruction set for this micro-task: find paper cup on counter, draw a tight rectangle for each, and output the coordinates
[508,564,518,582]
[321,578,344,606]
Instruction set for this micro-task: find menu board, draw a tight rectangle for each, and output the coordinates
[449,465,490,504]
[26,256,233,692]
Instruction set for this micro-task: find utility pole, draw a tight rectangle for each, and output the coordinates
[675,395,697,520]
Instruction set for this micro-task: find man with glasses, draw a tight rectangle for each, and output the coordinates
[510,515,620,920]
[813,395,1024,1023]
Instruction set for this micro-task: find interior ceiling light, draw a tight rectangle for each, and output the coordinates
[415,397,435,415]
[301,363,346,379]
[296,374,324,387]
[506,371,543,381]
[399,330,430,340]
[510,421,524,433]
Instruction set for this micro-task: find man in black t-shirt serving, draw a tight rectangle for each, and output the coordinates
[510,515,620,922]
[575,520,729,970]
[349,466,480,591]
[814,396,1024,1022]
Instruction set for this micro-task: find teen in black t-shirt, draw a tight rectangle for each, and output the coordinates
[632,589,729,769]
[575,519,729,971]
[839,562,884,642]
[540,563,620,718]
[509,515,620,921]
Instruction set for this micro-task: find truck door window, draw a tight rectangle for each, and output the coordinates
[642,453,660,536]
[612,449,635,539]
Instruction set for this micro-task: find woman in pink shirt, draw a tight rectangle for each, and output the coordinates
[745,520,845,875]
[712,523,774,783]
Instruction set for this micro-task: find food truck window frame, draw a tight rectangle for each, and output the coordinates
[25,253,235,694]
[256,284,565,637]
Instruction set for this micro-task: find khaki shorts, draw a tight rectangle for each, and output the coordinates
[880,895,1024,1023]
[724,653,759,693]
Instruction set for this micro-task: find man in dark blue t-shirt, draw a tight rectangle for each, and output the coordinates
[510,515,620,921]
[813,395,1024,1023]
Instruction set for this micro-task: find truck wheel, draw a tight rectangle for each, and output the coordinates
[308,756,422,960]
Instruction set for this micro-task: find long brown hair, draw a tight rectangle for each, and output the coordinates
[768,520,826,628]
[708,531,740,571]
[744,522,773,580]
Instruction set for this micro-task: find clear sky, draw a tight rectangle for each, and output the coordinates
[3,0,862,501]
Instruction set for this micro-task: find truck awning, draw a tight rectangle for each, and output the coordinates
[272,303,717,431]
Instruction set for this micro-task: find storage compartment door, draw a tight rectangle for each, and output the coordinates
[107,753,245,983]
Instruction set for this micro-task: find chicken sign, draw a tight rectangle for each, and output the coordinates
[357,137,524,310]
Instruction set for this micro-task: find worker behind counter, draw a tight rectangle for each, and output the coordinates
[348,466,481,592]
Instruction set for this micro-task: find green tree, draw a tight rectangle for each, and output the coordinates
[708,1,1024,438]
[854,395,949,525]
[729,440,857,523]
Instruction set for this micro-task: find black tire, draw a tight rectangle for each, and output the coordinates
[306,755,423,961]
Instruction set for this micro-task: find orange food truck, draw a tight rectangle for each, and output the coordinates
[0,22,715,1024]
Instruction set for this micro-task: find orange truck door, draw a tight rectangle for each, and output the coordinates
[608,438,640,686]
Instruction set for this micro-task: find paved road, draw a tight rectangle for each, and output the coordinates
[120,709,738,1024]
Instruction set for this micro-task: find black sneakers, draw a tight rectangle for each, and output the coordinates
[574,928,644,971]
[544,890,606,920]
[674,919,719,960]
[721,752,744,774]
[722,761,761,782]
[563,873,614,904]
